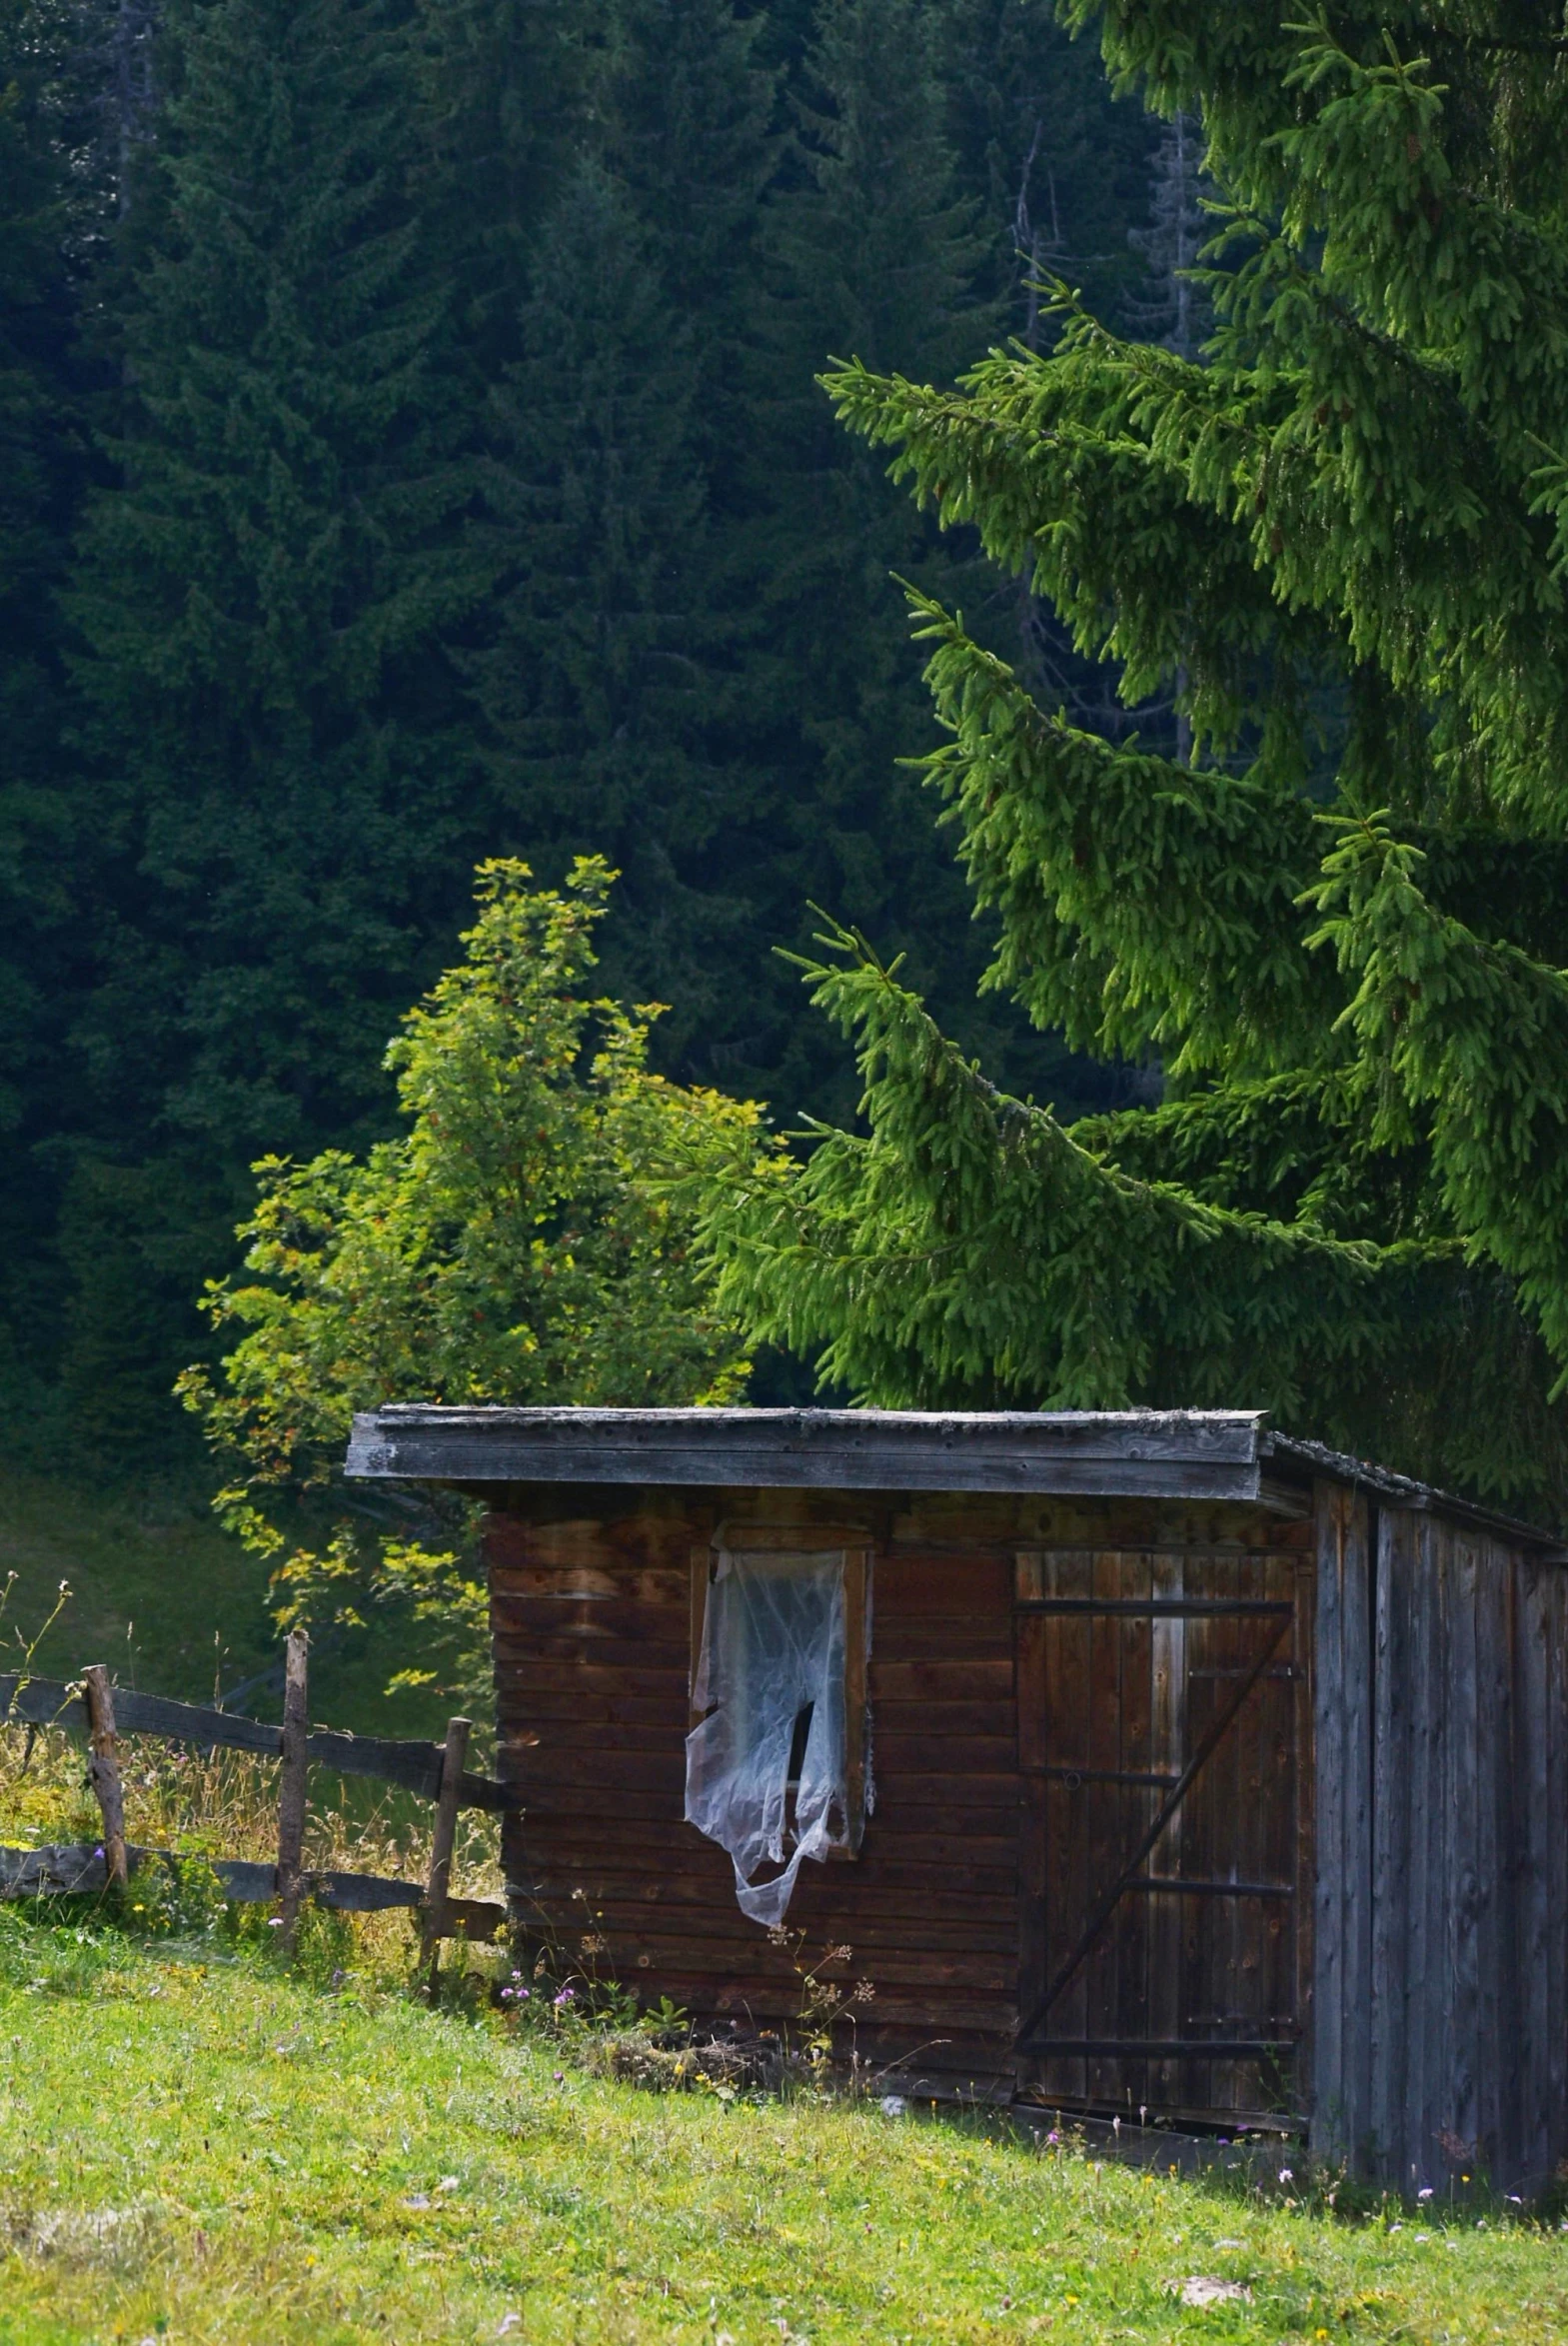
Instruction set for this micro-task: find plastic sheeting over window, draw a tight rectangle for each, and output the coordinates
[684,1549,867,1925]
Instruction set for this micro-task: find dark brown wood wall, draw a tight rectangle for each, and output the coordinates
[1014,1531,1313,2130]
[488,1485,1021,2089]
[488,1482,1317,2100]
[1312,1486,1568,2194]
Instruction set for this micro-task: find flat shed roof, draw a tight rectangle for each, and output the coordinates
[345,1405,1563,1549]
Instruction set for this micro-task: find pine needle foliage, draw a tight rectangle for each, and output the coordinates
[695,2,1568,1519]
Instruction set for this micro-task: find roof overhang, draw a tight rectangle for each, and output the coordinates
[347,1404,1277,1504]
[344,1405,1567,1551]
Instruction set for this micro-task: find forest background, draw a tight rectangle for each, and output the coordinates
[0,0,1199,1476]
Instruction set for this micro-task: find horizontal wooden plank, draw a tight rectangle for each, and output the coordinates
[612,1975,1019,2034]
[0,1676,516,1810]
[873,1699,1019,1738]
[872,1734,1017,1773]
[1123,1877,1294,1898]
[524,1888,1018,1954]
[868,1661,1015,1701]
[581,1935,1014,1992]
[871,1623,1014,1658]
[874,1555,1011,1615]
[500,1723,1022,1779]
[502,1721,1022,1777]
[492,1600,686,1641]
[510,1817,1018,1879]
[1020,2038,1298,2060]
[1014,1597,1293,1618]
[443,1896,508,1941]
[505,1751,686,1791]
[485,1517,701,1574]
[497,1693,690,1730]
[515,1870,1022,1929]
[352,1405,1269,1501]
[492,1635,690,1669]
[494,1662,695,1698]
[490,1566,690,1603]
[0,1842,428,1914]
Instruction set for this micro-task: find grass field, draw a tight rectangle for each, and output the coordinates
[2,1903,1567,2346]
[0,1465,455,1741]
[5,1483,1568,2343]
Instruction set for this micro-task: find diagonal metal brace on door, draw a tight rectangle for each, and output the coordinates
[1014,1607,1294,2055]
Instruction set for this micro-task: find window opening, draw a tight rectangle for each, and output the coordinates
[786,1701,814,1790]
[685,1548,869,1924]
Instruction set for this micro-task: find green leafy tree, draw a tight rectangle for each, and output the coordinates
[183,859,769,1696]
[694,2,1568,1518]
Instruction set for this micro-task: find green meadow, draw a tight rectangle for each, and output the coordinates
[1,1908,1565,2346]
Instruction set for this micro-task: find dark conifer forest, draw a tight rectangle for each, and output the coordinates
[1,0,1169,1460]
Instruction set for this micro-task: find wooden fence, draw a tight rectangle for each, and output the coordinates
[0,1632,511,1981]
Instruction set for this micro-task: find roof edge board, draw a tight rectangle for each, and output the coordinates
[1262,1433,1564,1554]
[340,1407,1564,1553]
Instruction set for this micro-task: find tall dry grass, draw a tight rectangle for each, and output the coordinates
[0,1715,505,1982]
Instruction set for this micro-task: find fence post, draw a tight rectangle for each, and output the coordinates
[421,1715,471,1994]
[276,1629,309,1946]
[82,1666,128,1889]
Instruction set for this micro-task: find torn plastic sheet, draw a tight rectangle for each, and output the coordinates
[684,1549,863,1925]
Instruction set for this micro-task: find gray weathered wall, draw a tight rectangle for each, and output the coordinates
[1314,1483,1568,2193]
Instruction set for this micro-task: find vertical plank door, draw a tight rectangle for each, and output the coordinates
[1014,1539,1310,2128]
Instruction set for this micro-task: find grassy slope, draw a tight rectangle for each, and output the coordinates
[1,1921,1565,2346]
[0,1468,454,1740]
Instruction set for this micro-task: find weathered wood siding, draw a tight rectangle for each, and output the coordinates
[489,1486,1024,2088]
[490,1484,1315,2101]
[1313,1493,1568,2193]
[1013,1522,1313,2128]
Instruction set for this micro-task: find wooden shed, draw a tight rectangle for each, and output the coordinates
[346,1404,1568,2192]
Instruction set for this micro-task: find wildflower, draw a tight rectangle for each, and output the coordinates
[879,2095,907,2117]
[852,1979,875,2004]
[1046,2131,1060,2147]
[1278,2168,1293,2184]
[554,1985,576,2007]
[552,2070,565,2083]
[580,1932,607,1956]
[1418,2187,1434,2201]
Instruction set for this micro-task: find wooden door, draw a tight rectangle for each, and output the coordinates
[1014,1542,1312,2126]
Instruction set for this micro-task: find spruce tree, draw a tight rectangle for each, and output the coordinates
[697,2,1568,1519]
[0,0,113,1406]
[470,154,741,1063]
[740,0,1049,1118]
[62,0,485,1449]
[415,0,600,388]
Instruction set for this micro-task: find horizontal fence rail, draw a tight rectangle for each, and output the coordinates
[0,1841,507,1937]
[1,1646,512,1983]
[0,1672,519,1811]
